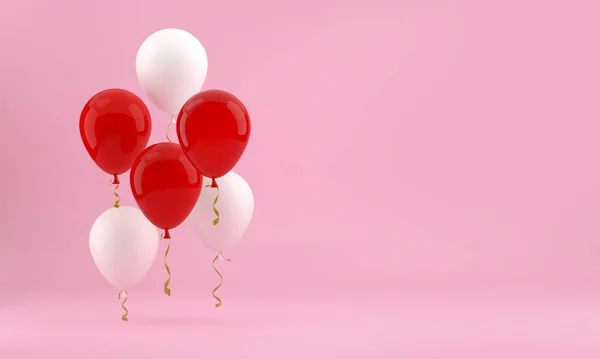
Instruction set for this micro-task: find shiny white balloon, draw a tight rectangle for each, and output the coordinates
[89,206,159,288]
[188,171,254,252]
[136,28,208,115]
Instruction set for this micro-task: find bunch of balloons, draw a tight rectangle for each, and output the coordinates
[79,28,254,321]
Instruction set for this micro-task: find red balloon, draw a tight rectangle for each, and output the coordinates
[80,89,152,183]
[176,89,251,187]
[130,142,203,238]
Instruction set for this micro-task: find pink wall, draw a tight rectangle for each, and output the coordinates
[1,0,600,298]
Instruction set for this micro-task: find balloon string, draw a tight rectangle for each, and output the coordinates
[110,179,120,208]
[162,233,171,296]
[118,290,128,321]
[166,115,174,143]
[205,184,220,226]
[212,252,231,308]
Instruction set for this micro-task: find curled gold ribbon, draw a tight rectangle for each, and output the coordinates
[118,290,128,321]
[212,252,231,308]
[110,176,121,208]
[112,184,120,208]
[205,184,220,226]
[166,115,174,143]
[162,233,172,296]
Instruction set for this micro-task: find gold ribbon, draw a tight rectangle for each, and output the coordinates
[161,233,171,296]
[212,252,231,308]
[110,178,120,208]
[205,184,220,226]
[166,115,174,143]
[118,289,128,321]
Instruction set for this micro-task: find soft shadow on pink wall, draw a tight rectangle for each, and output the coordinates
[1,0,600,298]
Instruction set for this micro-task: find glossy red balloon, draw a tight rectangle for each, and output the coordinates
[176,89,251,185]
[80,89,152,183]
[130,142,203,237]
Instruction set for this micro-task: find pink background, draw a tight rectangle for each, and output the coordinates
[2,0,600,357]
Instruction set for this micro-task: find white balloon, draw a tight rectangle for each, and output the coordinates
[136,28,208,115]
[188,171,254,252]
[89,206,159,288]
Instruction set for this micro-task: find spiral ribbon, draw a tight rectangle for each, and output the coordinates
[110,179,120,208]
[118,289,128,321]
[166,115,174,143]
[162,233,172,296]
[162,120,173,297]
[212,252,230,308]
[205,184,220,226]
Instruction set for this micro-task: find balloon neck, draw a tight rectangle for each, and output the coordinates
[112,174,120,185]
[163,229,171,239]
[211,178,218,188]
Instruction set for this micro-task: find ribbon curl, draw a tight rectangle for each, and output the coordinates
[205,184,220,226]
[118,289,128,321]
[212,252,231,308]
[166,115,174,143]
[162,233,171,296]
[110,177,120,208]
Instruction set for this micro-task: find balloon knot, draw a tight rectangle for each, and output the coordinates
[112,174,120,185]
[211,178,218,188]
[163,229,171,239]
